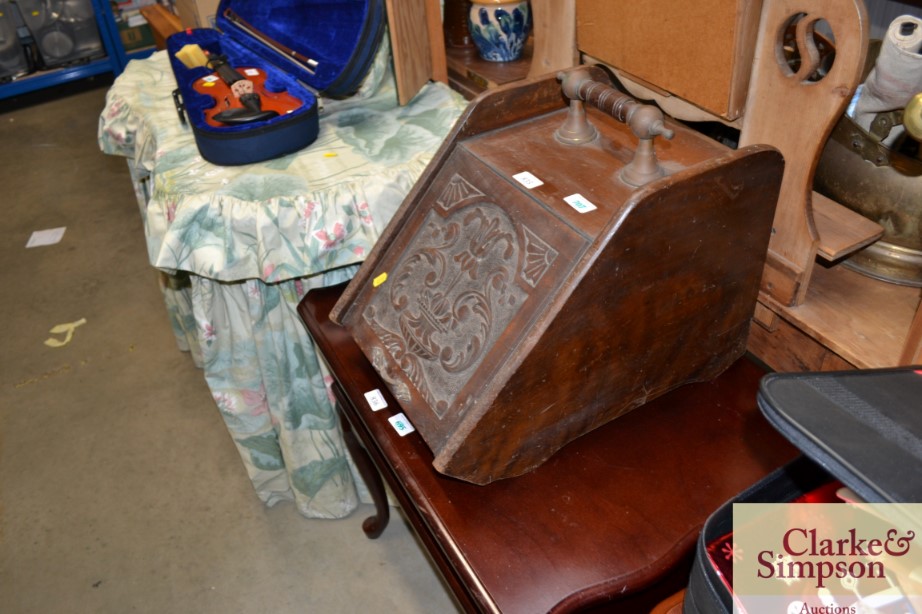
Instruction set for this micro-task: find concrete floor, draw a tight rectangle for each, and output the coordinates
[0,77,458,613]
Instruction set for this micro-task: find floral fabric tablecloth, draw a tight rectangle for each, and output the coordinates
[98,44,466,518]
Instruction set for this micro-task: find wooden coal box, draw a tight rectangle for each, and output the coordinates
[330,67,783,484]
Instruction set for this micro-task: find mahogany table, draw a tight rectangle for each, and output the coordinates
[298,283,799,613]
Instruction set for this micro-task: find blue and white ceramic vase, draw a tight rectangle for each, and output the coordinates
[468,0,531,62]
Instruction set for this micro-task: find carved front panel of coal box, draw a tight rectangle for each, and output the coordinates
[332,68,784,485]
[354,147,587,442]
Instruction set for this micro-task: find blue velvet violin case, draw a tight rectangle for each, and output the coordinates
[166,0,386,166]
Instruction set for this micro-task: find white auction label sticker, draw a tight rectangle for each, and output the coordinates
[388,413,416,436]
[564,193,598,213]
[364,389,388,411]
[243,68,260,77]
[512,171,544,189]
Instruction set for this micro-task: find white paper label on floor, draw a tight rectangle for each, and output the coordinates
[26,227,66,248]
[513,171,544,189]
[388,413,415,436]
[564,193,597,213]
[364,389,388,411]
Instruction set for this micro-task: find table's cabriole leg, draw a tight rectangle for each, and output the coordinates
[337,402,390,538]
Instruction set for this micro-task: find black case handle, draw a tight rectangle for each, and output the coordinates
[172,89,187,125]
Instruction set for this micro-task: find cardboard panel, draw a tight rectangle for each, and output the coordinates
[575,0,762,119]
[175,0,220,28]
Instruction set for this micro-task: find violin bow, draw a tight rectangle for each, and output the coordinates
[223,8,319,75]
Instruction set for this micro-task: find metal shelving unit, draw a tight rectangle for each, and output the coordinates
[0,0,153,100]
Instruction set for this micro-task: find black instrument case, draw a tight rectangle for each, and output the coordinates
[683,366,922,613]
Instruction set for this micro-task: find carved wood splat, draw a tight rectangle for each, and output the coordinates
[739,0,868,306]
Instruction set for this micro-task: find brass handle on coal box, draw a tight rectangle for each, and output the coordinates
[556,68,675,187]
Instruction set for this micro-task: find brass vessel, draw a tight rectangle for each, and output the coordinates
[814,44,922,287]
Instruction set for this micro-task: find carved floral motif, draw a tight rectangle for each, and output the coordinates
[362,175,557,418]
[436,173,485,211]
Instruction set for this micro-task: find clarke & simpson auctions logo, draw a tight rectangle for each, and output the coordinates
[756,526,916,589]
[734,503,922,613]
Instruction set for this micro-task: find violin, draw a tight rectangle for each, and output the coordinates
[192,55,303,127]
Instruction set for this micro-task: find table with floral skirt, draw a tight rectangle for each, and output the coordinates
[98,42,467,519]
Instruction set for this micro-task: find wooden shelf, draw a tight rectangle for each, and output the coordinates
[442,0,577,99]
[446,41,533,98]
[813,191,884,261]
[756,263,921,369]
